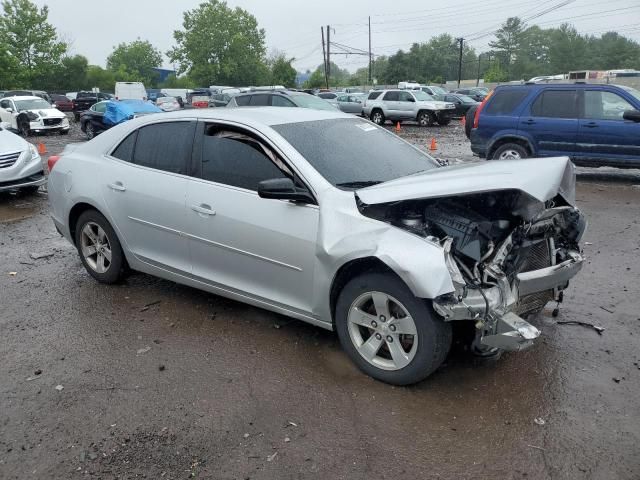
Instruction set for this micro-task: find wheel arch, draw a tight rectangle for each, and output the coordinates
[68,201,105,247]
[487,135,534,159]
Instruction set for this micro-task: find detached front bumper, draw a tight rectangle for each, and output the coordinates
[434,248,584,352]
[29,119,70,133]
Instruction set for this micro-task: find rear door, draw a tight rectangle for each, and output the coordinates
[574,88,640,166]
[382,91,400,118]
[103,120,195,273]
[521,89,578,157]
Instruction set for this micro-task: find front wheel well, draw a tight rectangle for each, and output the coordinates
[68,202,99,246]
[329,257,398,325]
[488,137,532,159]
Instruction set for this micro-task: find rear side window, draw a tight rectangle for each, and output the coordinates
[484,89,528,115]
[235,96,251,106]
[200,129,286,190]
[111,132,137,161]
[249,95,269,106]
[367,91,382,100]
[271,95,295,107]
[132,122,195,174]
[383,91,399,101]
[531,90,578,118]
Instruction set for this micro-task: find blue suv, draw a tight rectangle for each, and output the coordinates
[469,83,640,168]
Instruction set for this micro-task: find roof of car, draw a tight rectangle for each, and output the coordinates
[134,106,351,127]
[3,95,42,101]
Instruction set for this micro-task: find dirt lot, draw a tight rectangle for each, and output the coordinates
[1,118,639,479]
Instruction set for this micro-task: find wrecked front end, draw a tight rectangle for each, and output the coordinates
[357,167,586,354]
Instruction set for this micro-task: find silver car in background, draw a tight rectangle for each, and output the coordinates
[47,108,585,385]
[0,124,44,193]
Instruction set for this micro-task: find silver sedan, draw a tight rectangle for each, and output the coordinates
[47,107,585,385]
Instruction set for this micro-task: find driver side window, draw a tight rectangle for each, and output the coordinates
[398,91,414,102]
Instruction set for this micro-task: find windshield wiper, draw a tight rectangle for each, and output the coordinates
[335,180,383,189]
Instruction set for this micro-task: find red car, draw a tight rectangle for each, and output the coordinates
[51,94,74,112]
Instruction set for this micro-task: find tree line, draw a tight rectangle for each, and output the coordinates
[1,0,639,93]
[0,0,297,92]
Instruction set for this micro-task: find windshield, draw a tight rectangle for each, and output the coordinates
[413,91,434,101]
[273,118,439,188]
[15,99,51,111]
[430,86,447,95]
[292,94,338,111]
[619,85,640,102]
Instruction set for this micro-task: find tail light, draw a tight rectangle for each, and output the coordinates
[47,155,61,172]
[473,90,493,129]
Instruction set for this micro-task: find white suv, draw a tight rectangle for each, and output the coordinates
[0,96,69,136]
[363,89,455,127]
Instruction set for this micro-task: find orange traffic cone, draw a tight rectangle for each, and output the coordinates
[37,143,47,155]
[395,121,401,132]
[429,138,437,151]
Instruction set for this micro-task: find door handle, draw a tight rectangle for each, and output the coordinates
[191,204,216,216]
[583,122,598,128]
[522,119,536,125]
[108,182,126,192]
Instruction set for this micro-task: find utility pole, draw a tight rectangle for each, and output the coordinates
[476,54,482,87]
[326,25,331,87]
[368,16,372,85]
[321,27,328,89]
[456,37,464,88]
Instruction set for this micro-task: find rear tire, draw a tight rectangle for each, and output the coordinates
[464,105,477,139]
[491,142,529,160]
[370,109,385,125]
[74,210,126,284]
[335,272,452,385]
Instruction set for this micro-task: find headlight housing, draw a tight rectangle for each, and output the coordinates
[28,143,39,160]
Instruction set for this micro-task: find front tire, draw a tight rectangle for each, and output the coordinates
[74,210,126,284]
[491,142,529,160]
[335,272,452,385]
[417,111,435,127]
[85,123,95,140]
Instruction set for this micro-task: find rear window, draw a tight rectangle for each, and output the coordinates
[132,121,195,174]
[249,94,269,106]
[484,89,528,115]
[367,91,382,100]
[531,90,578,118]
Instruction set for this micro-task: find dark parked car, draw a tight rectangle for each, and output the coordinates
[443,93,479,116]
[51,94,74,112]
[79,101,109,139]
[186,89,212,105]
[3,90,51,103]
[146,89,168,103]
[469,83,640,168]
[451,87,488,102]
[72,91,114,121]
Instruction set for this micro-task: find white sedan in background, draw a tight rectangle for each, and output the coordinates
[0,96,69,136]
[0,124,44,193]
[156,96,181,112]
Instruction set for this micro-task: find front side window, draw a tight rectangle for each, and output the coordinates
[93,102,107,113]
[199,126,287,191]
[132,122,195,174]
[398,91,414,102]
[584,91,634,121]
[530,90,577,119]
[412,91,433,101]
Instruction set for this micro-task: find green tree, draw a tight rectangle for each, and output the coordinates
[268,51,296,87]
[160,73,196,89]
[0,44,20,89]
[0,0,67,87]
[489,17,524,76]
[107,39,162,86]
[86,65,116,92]
[302,62,350,88]
[168,0,268,86]
[55,55,89,91]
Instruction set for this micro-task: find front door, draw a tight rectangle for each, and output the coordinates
[103,120,196,273]
[185,123,319,314]
[574,88,640,166]
[0,99,15,126]
[521,89,579,157]
[397,91,417,119]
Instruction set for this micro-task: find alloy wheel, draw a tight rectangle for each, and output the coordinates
[347,291,418,371]
[498,149,522,160]
[80,222,112,274]
[86,124,94,140]
[372,112,383,125]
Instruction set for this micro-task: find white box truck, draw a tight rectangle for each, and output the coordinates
[115,82,147,101]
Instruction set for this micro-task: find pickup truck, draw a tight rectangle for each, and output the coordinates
[72,91,113,121]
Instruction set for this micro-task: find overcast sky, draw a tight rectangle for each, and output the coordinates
[33,0,640,73]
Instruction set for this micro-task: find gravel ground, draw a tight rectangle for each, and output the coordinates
[1,113,639,479]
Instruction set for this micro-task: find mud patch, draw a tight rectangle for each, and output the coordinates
[0,194,40,223]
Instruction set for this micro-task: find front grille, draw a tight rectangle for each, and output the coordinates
[517,239,554,316]
[43,118,62,126]
[0,151,21,169]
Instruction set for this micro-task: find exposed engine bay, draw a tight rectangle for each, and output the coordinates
[358,189,586,353]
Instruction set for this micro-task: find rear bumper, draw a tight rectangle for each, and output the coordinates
[0,171,46,192]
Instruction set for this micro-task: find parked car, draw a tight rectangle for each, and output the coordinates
[146,89,167,103]
[48,107,585,385]
[0,124,44,193]
[0,96,69,136]
[335,93,365,115]
[191,95,210,108]
[80,100,162,140]
[417,85,448,100]
[443,93,479,117]
[79,101,109,140]
[209,88,241,107]
[115,82,147,101]
[51,94,74,112]
[72,91,114,121]
[161,88,190,107]
[3,90,51,103]
[317,92,339,101]
[451,87,489,102]
[227,91,338,111]
[469,83,640,168]
[156,96,181,112]
[187,89,212,105]
[66,92,78,100]
[362,89,456,126]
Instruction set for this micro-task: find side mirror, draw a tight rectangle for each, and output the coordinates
[622,109,640,122]
[258,178,315,204]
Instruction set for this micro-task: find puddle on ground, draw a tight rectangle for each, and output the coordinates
[0,198,38,223]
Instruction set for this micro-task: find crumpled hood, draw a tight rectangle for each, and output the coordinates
[357,157,576,206]
[0,128,28,153]
[25,108,66,119]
